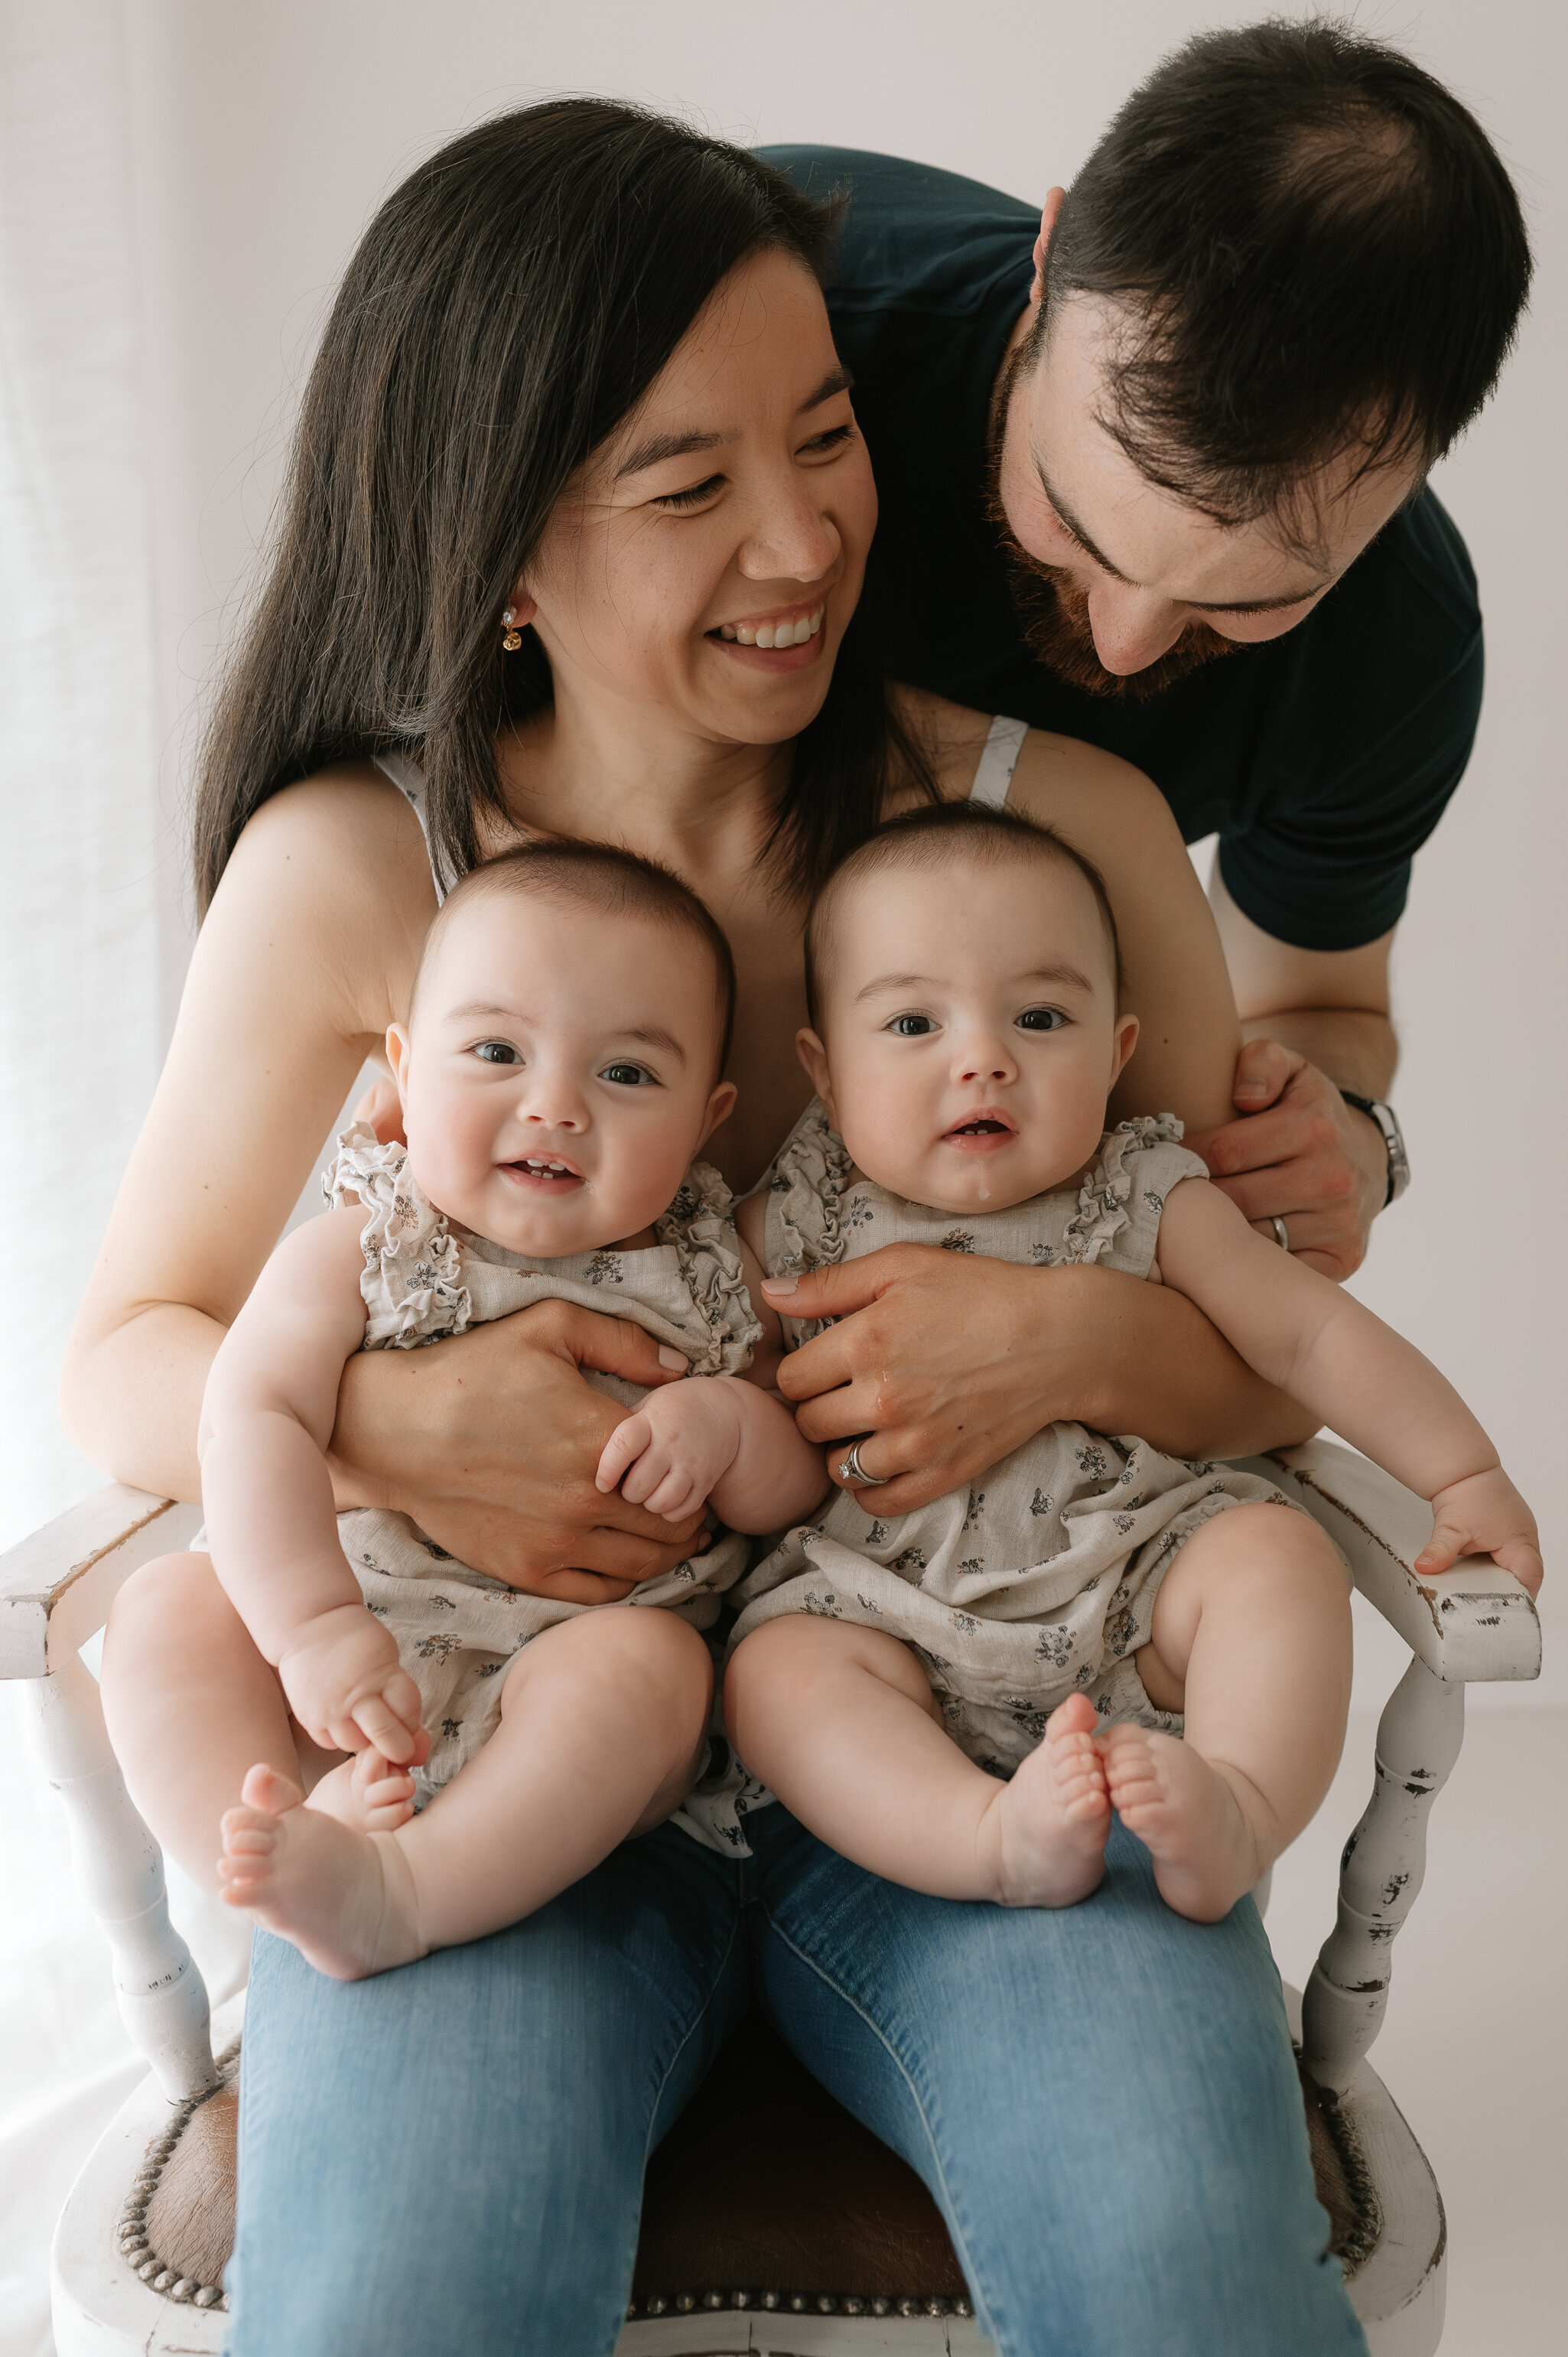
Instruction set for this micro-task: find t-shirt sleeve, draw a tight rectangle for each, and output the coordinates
[1216,492,1484,952]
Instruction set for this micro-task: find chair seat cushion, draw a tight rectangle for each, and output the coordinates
[128,2014,1371,2305]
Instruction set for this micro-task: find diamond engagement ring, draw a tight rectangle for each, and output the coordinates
[1270,1215,1290,1249]
[839,1440,890,1487]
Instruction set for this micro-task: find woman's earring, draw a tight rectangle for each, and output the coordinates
[500,607,523,653]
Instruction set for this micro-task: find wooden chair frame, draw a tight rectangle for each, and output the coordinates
[2,1441,1540,2357]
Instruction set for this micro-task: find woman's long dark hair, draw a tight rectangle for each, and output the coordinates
[194,99,932,916]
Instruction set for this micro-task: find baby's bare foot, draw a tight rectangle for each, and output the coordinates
[1100,1726,1266,1922]
[217,1763,426,1979]
[307,1747,418,1834]
[991,1693,1112,1908]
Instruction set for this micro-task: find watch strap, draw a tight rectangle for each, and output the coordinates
[1339,1090,1410,1208]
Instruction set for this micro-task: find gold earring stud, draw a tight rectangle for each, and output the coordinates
[501,607,522,653]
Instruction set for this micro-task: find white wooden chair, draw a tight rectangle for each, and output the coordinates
[2,1441,1540,2357]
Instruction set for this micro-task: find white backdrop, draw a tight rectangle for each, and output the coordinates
[0,7,1562,2352]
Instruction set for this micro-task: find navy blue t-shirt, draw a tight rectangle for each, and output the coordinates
[763,146,1484,954]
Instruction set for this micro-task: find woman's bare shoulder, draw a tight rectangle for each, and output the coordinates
[198,762,438,1039]
[1006,728,1173,834]
[223,761,432,900]
[887,685,991,803]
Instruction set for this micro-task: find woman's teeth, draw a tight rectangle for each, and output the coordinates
[718,606,824,649]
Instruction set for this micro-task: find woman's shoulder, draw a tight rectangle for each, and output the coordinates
[223,760,434,906]
[886,688,1170,830]
[201,760,438,1025]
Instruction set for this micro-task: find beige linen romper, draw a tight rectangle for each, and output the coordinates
[729,1101,1295,1776]
[326,1125,760,1809]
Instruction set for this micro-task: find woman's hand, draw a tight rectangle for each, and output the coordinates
[330,1300,708,1602]
[762,1243,1313,1514]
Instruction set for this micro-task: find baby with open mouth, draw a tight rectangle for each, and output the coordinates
[721,800,1542,1922]
[102,839,826,1981]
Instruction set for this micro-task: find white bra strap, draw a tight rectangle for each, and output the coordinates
[373,750,447,903]
[969,714,1029,809]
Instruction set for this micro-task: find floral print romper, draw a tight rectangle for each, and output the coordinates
[325,1124,760,1815]
[729,1101,1296,1776]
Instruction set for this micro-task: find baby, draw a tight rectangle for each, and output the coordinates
[102,841,824,1980]
[721,802,1544,1922]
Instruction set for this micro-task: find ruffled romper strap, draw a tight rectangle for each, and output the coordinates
[652,1161,763,1376]
[1062,1115,1209,1280]
[325,1122,472,1346]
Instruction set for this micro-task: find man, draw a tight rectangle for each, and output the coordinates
[766,18,1531,1278]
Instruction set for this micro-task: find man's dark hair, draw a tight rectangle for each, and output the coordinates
[803,799,1123,1031]
[417,837,737,1079]
[1029,15,1532,529]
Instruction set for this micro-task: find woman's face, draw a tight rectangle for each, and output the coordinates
[520,249,877,749]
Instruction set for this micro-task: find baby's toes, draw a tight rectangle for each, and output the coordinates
[239,1761,304,1815]
[219,1805,278,1854]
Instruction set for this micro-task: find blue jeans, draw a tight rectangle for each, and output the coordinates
[229,1808,1365,2356]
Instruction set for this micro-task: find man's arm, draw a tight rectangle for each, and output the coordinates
[1186,867,1397,1280]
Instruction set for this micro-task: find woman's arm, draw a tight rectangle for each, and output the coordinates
[60,770,705,1590]
[903,695,1242,1133]
[760,1248,1314,1514]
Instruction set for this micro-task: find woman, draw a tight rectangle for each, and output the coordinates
[65,103,1361,2356]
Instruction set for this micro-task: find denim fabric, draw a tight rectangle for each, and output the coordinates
[229,1808,1366,2357]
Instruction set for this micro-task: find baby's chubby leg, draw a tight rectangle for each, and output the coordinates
[1101,1502,1353,1922]
[724,1617,1112,1907]
[217,1606,714,1981]
[101,1551,319,1888]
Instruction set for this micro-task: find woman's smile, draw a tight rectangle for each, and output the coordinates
[708,597,828,672]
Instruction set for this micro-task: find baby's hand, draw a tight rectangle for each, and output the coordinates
[1416,1467,1544,1596]
[277,1602,430,1761]
[594,1380,744,1524]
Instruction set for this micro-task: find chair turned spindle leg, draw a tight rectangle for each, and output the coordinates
[1301,1656,1464,2094]
[28,1643,216,2102]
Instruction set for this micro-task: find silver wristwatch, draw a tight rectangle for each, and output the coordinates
[1339,1091,1410,1206]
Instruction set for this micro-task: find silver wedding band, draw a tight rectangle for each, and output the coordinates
[1270,1215,1290,1250]
[840,1440,890,1487]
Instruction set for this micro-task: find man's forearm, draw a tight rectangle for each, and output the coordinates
[1241,1007,1397,1099]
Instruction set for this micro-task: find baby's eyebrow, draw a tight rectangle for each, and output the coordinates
[853,962,1095,1002]
[618,1026,686,1066]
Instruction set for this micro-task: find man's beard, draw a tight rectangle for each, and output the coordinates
[984,363,1238,703]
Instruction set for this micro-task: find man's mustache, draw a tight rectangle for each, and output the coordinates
[988,511,1239,703]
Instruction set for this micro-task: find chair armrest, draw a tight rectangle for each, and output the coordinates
[1235,1440,1540,1685]
[0,1484,202,1678]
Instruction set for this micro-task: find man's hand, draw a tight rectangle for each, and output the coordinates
[1186,1039,1388,1281]
[277,1600,432,1762]
[330,1299,708,1600]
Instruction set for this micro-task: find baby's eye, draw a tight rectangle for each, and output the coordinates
[473,1040,521,1065]
[600,1060,657,1088]
[1017,1008,1068,1033]
[888,1014,937,1038]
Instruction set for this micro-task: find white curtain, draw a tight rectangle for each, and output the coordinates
[0,11,199,2353]
[0,1,169,1554]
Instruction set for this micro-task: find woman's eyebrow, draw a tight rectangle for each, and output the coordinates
[616,367,855,482]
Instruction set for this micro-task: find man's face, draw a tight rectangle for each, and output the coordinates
[993,291,1425,695]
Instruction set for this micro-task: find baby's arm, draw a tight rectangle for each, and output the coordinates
[1154,1179,1544,1594]
[199,1206,428,1756]
[594,1206,828,1535]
